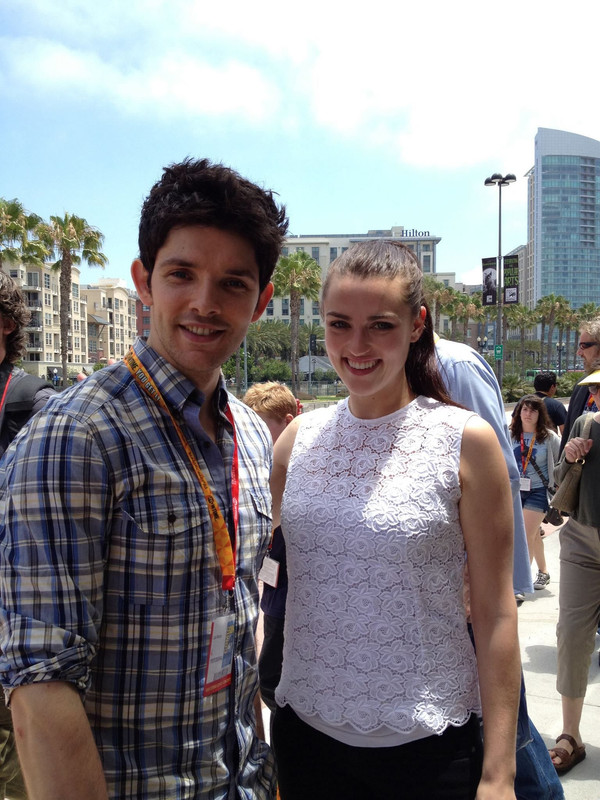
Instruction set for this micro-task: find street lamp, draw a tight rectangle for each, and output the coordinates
[484,172,516,386]
[476,335,488,354]
[556,341,565,376]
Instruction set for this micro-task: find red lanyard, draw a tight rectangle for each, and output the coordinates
[0,372,13,414]
[520,433,536,475]
[124,349,239,591]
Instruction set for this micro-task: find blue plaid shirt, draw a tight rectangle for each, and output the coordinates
[0,339,275,799]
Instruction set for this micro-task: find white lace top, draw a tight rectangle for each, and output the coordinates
[275,396,481,744]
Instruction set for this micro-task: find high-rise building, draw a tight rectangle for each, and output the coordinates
[528,127,600,309]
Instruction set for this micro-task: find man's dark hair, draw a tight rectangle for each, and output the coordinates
[0,271,30,364]
[534,371,557,393]
[138,158,288,291]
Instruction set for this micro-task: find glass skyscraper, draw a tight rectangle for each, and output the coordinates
[529,127,600,309]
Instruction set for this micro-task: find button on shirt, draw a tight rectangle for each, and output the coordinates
[0,338,275,800]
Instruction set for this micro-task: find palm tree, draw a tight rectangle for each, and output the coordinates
[272,251,321,395]
[0,198,47,270]
[43,214,107,387]
[423,275,445,334]
[504,303,535,376]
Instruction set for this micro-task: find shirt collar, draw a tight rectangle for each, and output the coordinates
[131,338,228,416]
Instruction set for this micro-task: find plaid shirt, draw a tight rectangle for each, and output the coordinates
[0,339,275,799]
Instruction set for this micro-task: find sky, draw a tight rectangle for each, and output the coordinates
[2,0,599,290]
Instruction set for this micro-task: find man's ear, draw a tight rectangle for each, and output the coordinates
[252,281,274,322]
[131,259,152,305]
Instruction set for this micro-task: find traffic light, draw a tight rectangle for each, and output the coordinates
[309,334,317,354]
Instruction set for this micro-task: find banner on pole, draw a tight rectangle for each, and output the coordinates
[482,258,497,306]
[503,255,519,304]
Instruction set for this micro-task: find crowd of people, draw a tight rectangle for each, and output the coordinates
[0,158,597,799]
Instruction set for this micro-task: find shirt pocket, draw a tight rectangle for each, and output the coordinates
[106,503,201,608]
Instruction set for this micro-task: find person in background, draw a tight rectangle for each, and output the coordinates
[271,240,520,800]
[549,365,600,775]
[0,271,56,800]
[534,372,566,435]
[242,383,298,717]
[0,158,287,800]
[510,396,560,592]
[436,341,564,800]
[560,317,600,452]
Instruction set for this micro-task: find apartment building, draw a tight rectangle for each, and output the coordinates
[264,225,441,325]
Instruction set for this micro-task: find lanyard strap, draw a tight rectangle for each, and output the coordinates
[520,433,536,475]
[124,349,238,591]
[0,372,13,414]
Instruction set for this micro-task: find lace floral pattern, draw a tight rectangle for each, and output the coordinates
[276,396,481,736]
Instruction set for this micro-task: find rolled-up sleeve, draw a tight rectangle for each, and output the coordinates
[0,411,110,700]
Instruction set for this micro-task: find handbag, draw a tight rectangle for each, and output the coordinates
[550,414,594,515]
[528,453,563,526]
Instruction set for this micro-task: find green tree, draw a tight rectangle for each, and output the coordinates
[272,251,321,395]
[0,197,47,270]
[43,214,107,387]
[504,303,536,376]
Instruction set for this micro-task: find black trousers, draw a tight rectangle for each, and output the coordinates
[272,704,483,800]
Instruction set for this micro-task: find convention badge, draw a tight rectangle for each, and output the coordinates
[203,614,235,696]
[520,477,531,492]
[258,555,280,588]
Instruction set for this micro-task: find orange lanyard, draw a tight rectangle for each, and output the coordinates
[124,349,238,591]
[519,433,536,476]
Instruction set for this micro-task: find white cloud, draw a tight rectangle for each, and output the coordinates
[2,0,600,168]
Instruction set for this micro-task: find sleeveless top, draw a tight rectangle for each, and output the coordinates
[275,395,481,743]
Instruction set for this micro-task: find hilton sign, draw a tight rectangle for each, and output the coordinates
[399,229,430,237]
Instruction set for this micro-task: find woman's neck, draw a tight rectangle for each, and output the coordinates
[521,425,536,435]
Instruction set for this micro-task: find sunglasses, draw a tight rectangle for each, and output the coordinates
[578,341,599,350]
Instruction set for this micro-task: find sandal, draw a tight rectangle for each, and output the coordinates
[549,734,586,775]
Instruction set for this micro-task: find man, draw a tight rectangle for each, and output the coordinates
[0,271,56,800]
[436,338,564,800]
[560,317,600,452]
[534,371,566,434]
[0,159,288,799]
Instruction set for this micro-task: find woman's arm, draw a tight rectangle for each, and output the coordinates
[270,416,301,529]
[460,416,520,800]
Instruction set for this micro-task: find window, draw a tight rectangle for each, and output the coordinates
[143,316,150,325]
[44,293,51,306]
[27,272,39,287]
[45,333,52,346]
[73,301,79,314]
[422,254,431,273]
[312,300,319,316]
[282,298,289,316]
[45,313,52,326]
[281,247,288,256]
[330,247,338,262]
[72,284,79,299]
[300,299,305,315]
[44,274,51,288]
[311,247,320,261]
[266,300,274,317]
[73,319,80,332]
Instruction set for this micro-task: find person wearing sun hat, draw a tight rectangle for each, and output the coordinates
[549,360,600,775]
[560,317,600,452]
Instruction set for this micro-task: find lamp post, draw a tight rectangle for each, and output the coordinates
[476,335,488,354]
[484,172,516,386]
[556,341,565,376]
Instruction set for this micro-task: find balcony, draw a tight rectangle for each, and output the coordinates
[26,345,43,353]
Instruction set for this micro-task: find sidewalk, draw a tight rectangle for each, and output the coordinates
[520,520,600,799]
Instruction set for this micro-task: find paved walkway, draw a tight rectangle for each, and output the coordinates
[520,519,600,799]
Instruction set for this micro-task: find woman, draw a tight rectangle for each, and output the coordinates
[510,395,561,590]
[270,240,520,800]
[548,366,600,775]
